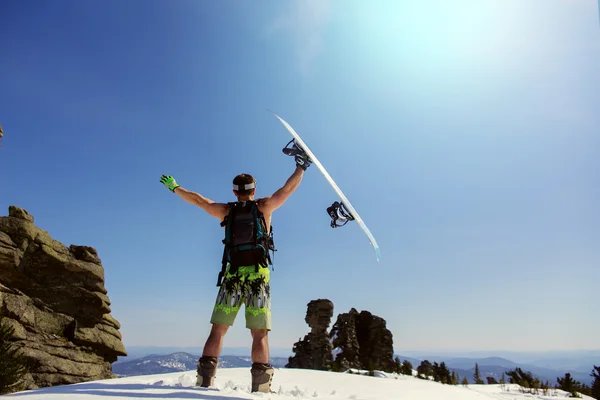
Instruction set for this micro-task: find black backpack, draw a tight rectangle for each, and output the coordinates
[217,200,275,286]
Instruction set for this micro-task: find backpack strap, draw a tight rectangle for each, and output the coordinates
[256,198,277,272]
[253,200,276,272]
[217,202,237,286]
[256,199,277,271]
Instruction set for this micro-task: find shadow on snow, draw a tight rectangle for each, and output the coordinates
[11,383,250,400]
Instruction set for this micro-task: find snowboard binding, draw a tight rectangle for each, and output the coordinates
[282,139,306,157]
[327,201,355,228]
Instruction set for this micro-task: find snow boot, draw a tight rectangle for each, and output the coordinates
[196,356,218,387]
[251,363,274,393]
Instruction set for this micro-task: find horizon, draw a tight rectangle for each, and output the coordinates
[1,0,598,354]
[123,345,600,353]
[118,345,600,359]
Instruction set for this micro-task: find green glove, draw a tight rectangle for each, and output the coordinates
[160,175,180,192]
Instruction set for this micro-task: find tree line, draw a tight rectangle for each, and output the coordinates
[504,367,600,399]
[391,357,600,399]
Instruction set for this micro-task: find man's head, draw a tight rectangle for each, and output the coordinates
[232,173,256,199]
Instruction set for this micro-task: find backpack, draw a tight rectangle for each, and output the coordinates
[217,200,275,286]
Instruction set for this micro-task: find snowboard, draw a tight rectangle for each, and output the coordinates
[270,111,381,262]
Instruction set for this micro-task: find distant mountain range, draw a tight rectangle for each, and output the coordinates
[118,346,293,361]
[112,352,290,377]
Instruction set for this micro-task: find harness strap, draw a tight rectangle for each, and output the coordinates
[217,203,235,286]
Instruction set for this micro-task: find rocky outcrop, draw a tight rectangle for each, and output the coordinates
[329,308,361,370]
[0,206,127,389]
[286,299,334,370]
[330,308,395,372]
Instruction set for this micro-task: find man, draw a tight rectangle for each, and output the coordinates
[159,142,311,393]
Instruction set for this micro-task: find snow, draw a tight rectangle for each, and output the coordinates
[139,359,187,369]
[158,361,188,370]
[2,368,595,400]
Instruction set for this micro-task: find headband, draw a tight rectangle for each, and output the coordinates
[233,182,256,191]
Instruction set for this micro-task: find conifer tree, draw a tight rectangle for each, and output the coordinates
[500,372,507,391]
[473,363,484,384]
[557,372,582,398]
[451,370,458,385]
[417,360,433,379]
[393,357,402,374]
[0,315,28,394]
[400,360,413,376]
[506,367,540,393]
[439,362,451,384]
[461,377,469,386]
[432,361,441,382]
[541,380,550,396]
[591,365,600,400]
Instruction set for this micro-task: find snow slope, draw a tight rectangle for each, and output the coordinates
[1,368,595,400]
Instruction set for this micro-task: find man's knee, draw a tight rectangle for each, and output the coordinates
[210,323,229,337]
[251,329,268,341]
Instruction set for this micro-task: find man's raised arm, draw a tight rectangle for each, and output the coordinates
[260,142,313,213]
[160,175,228,220]
[260,166,306,213]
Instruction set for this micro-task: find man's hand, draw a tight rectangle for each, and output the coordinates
[283,139,312,171]
[160,175,180,192]
[294,153,312,171]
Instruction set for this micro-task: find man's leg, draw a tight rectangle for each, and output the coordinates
[200,265,244,387]
[250,328,273,392]
[243,267,273,393]
[250,329,269,364]
[196,323,229,387]
[203,323,229,358]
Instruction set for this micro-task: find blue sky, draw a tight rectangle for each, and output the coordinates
[1,0,599,355]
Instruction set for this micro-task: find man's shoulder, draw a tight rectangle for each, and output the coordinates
[255,198,274,215]
[255,197,271,207]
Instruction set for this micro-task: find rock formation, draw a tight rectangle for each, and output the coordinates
[286,299,334,370]
[329,308,361,370]
[0,205,127,389]
[330,308,395,372]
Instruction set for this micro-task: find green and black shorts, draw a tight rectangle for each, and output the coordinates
[210,265,271,330]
